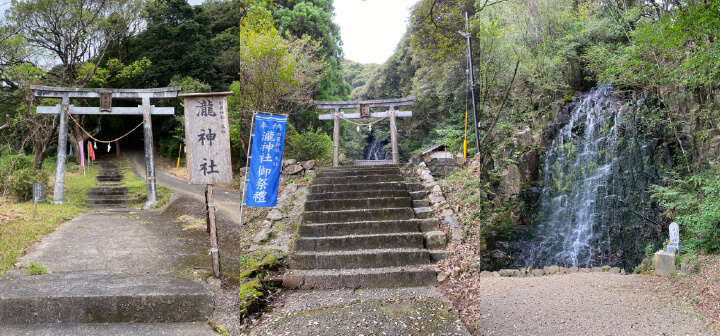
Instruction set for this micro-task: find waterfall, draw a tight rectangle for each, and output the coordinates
[514,87,626,268]
[364,141,388,160]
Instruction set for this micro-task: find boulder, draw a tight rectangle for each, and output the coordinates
[299,160,315,170]
[568,266,579,273]
[580,268,591,273]
[437,272,449,282]
[518,150,540,183]
[283,164,304,175]
[282,159,296,167]
[532,269,545,277]
[547,265,560,274]
[428,193,446,204]
[609,267,621,274]
[591,267,603,272]
[425,231,447,249]
[601,265,611,272]
[480,271,494,278]
[267,209,283,221]
[432,185,442,192]
[499,164,521,196]
[498,269,515,277]
[440,209,453,217]
[652,250,677,277]
[516,128,533,147]
[443,216,460,227]
[252,228,272,244]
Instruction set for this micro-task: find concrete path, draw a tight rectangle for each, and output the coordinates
[129,151,242,224]
[0,212,216,335]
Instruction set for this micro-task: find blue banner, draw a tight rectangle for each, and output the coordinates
[244,114,287,207]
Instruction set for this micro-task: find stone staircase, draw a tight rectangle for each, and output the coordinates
[283,165,441,289]
[87,162,131,209]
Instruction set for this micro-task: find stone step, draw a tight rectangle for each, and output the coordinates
[97,182,123,186]
[302,207,414,224]
[310,182,406,194]
[282,266,436,289]
[304,197,411,212]
[1,322,215,335]
[306,190,409,201]
[97,176,123,181]
[409,190,428,200]
[312,174,404,186]
[289,249,430,269]
[88,191,127,197]
[87,199,131,205]
[0,272,212,324]
[315,168,400,178]
[405,183,424,192]
[316,165,398,172]
[413,207,434,219]
[294,233,425,252]
[412,199,430,208]
[298,219,439,237]
[87,203,132,209]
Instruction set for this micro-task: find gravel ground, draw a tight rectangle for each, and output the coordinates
[450,272,713,335]
[244,287,471,336]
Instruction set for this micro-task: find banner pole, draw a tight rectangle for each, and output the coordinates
[238,112,257,226]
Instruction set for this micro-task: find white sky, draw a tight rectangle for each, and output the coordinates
[333,0,417,64]
[3,0,415,65]
[190,0,416,65]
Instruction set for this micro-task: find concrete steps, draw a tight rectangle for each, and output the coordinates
[283,266,437,290]
[289,249,431,269]
[294,233,425,251]
[88,162,131,209]
[297,218,439,237]
[286,165,437,289]
[0,272,213,325]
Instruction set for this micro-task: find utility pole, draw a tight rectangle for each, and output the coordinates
[463,12,480,154]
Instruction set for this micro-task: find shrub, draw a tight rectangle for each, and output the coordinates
[284,125,333,167]
[651,166,720,254]
[0,152,49,202]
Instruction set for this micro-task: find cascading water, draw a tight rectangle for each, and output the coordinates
[512,87,667,269]
[364,141,388,160]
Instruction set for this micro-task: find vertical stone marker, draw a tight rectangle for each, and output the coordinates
[667,222,680,253]
[179,91,234,279]
[180,92,234,185]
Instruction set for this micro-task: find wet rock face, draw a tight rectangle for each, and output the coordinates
[510,87,669,271]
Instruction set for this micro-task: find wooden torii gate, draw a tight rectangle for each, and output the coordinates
[316,97,414,166]
[31,86,180,206]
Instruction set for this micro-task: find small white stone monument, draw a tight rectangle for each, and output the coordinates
[667,222,680,254]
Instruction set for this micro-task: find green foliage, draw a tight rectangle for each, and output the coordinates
[0,152,49,202]
[284,124,333,167]
[23,262,47,275]
[651,166,720,253]
[645,243,657,259]
[127,0,217,88]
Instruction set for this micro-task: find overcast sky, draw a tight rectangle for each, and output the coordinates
[187,0,416,65]
[2,0,414,65]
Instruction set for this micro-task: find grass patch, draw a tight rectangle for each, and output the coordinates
[23,262,48,275]
[0,161,98,276]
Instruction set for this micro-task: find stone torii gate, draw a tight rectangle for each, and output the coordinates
[31,85,180,206]
[316,97,414,166]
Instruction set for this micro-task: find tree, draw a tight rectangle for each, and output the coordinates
[228,5,324,157]
[8,0,144,168]
[275,0,349,100]
[126,0,218,88]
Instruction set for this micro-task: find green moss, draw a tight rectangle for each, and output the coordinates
[237,252,285,279]
[238,280,264,318]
